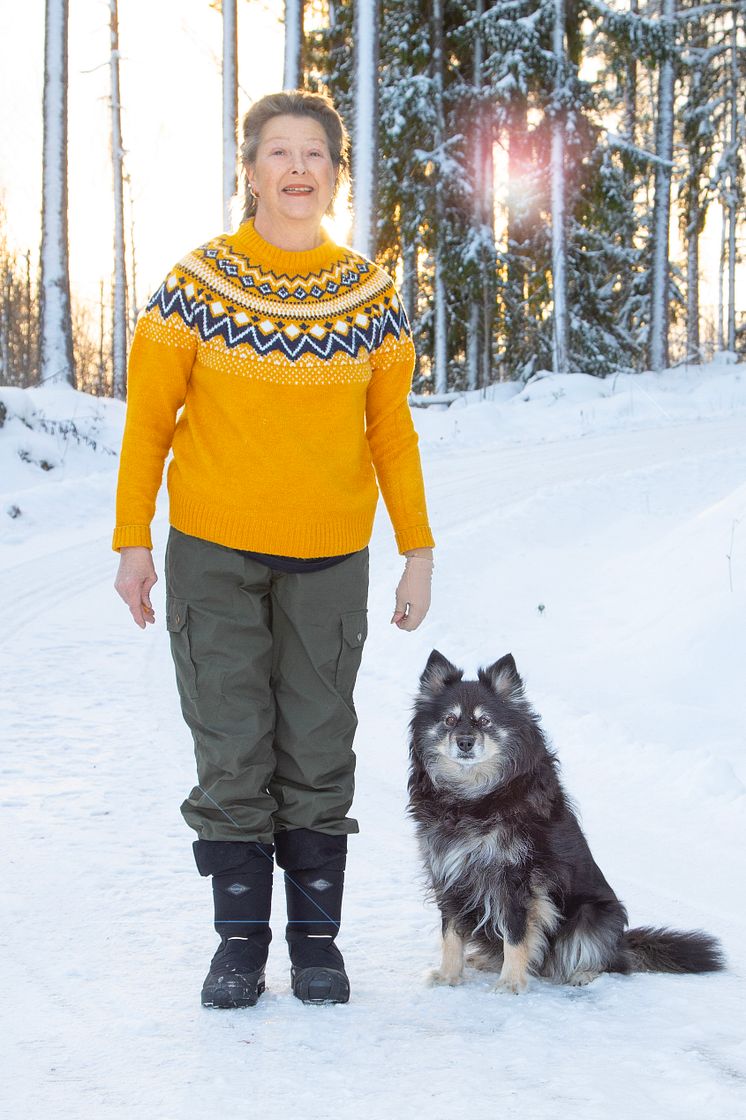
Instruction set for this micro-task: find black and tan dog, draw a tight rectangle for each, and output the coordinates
[408,650,724,993]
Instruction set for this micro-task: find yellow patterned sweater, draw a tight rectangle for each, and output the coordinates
[112,218,435,557]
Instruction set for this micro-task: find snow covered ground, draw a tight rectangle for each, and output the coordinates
[1,360,745,1119]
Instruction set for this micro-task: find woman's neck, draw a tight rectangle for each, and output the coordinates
[251,211,326,252]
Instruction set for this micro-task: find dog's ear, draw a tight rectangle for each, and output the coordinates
[478,653,524,700]
[419,649,463,696]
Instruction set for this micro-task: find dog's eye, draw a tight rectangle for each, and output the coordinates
[476,716,491,728]
[444,714,458,728]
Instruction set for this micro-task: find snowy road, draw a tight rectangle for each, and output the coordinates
[2,381,745,1119]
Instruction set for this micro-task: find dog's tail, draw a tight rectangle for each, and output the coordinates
[615,926,725,974]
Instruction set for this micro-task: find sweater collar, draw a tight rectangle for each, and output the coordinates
[229,217,343,276]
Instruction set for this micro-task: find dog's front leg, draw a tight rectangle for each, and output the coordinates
[496,934,531,994]
[427,920,465,986]
[494,888,558,995]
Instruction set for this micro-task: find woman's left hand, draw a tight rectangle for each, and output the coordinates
[391,548,434,631]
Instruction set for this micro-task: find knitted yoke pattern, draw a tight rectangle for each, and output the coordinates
[112,218,435,557]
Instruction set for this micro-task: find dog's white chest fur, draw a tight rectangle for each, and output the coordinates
[421,821,531,937]
[424,824,528,883]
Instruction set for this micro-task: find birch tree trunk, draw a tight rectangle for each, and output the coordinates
[223,0,237,231]
[726,10,739,353]
[99,278,106,393]
[649,0,676,372]
[402,235,419,383]
[467,0,484,391]
[432,0,447,394]
[551,0,569,375]
[683,13,706,364]
[352,0,379,258]
[283,0,303,90]
[0,269,9,383]
[506,92,530,376]
[480,136,494,388]
[40,0,74,387]
[467,0,495,390]
[623,0,639,145]
[717,204,726,351]
[126,172,138,339]
[686,185,700,362]
[110,0,127,399]
[24,251,34,381]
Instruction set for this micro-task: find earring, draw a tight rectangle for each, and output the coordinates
[249,183,259,200]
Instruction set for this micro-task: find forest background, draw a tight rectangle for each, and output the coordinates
[1,0,744,399]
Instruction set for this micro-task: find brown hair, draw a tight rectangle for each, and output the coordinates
[239,90,350,221]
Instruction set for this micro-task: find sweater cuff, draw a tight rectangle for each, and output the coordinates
[112,524,153,552]
[395,524,436,554]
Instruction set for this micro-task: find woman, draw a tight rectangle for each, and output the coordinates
[113,90,435,1009]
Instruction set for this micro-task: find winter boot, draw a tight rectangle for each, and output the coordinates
[274,828,350,1004]
[193,839,274,1009]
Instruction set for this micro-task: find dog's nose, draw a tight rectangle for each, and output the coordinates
[456,735,475,753]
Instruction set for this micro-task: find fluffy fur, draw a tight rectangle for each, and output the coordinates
[408,650,725,993]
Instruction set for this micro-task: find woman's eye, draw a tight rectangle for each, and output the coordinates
[444,715,457,728]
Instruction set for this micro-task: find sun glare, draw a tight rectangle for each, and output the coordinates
[324,181,354,249]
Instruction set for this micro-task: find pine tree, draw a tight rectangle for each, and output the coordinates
[375,0,434,380]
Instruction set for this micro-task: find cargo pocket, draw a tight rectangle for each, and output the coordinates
[335,609,368,697]
[166,596,198,701]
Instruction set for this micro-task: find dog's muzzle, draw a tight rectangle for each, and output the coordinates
[449,732,486,764]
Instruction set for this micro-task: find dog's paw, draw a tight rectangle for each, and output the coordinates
[426,968,464,987]
[493,974,528,995]
[568,970,600,987]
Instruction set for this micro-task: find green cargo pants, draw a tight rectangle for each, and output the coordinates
[165,528,369,844]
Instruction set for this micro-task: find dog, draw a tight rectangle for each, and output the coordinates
[408,650,725,993]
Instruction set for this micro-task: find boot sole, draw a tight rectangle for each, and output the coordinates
[291,966,350,1004]
[201,971,266,1009]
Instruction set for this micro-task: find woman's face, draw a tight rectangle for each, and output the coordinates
[247,114,336,228]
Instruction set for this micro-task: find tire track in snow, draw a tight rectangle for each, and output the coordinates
[424,417,746,538]
[0,541,115,646]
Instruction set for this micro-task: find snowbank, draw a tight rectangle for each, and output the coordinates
[415,359,746,450]
[0,384,123,553]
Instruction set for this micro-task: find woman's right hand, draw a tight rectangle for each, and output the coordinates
[115,546,158,629]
